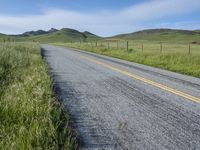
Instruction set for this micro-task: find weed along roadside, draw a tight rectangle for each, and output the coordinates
[54,41,200,78]
[0,42,76,149]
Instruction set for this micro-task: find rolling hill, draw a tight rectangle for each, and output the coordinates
[22,30,49,36]
[21,28,87,43]
[0,28,101,43]
[19,28,102,43]
[110,29,200,43]
[0,33,10,41]
[0,28,200,43]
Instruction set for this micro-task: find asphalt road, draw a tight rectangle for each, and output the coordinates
[41,44,200,150]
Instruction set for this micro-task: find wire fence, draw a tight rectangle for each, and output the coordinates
[67,40,200,55]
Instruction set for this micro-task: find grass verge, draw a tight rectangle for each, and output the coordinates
[0,42,76,149]
[54,43,200,78]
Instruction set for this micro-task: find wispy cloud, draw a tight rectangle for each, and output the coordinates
[0,0,200,36]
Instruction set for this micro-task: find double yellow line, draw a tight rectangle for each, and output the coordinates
[79,54,200,104]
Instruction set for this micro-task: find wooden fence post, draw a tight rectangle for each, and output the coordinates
[132,41,134,49]
[126,41,129,51]
[189,43,191,55]
[160,42,162,53]
[142,43,143,52]
[117,40,119,49]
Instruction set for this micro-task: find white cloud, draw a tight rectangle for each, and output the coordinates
[121,0,200,21]
[0,0,200,36]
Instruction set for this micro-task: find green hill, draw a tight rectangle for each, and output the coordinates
[21,28,86,43]
[19,28,101,43]
[0,33,6,40]
[83,31,102,41]
[111,29,200,43]
[21,30,48,36]
[0,33,18,42]
[0,28,101,43]
[0,28,200,43]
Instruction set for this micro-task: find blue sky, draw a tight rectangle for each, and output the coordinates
[0,0,200,36]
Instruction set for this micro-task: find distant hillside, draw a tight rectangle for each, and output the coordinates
[0,28,101,43]
[21,28,87,43]
[0,33,17,42]
[111,29,200,43]
[83,31,102,40]
[25,28,101,43]
[0,28,200,43]
[19,28,60,37]
[21,30,48,36]
[0,33,6,39]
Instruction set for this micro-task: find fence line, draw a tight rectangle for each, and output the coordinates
[68,40,200,55]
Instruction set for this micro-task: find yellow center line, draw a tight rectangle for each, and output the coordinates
[78,54,200,104]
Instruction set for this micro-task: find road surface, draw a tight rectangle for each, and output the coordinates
[41,44,200,150]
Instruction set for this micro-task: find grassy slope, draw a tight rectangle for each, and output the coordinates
[83,31,102,41]
[0,42,75,149]
[1,28,200,43]
[22,28,87,43]
[55,42,200,78]
[111,29,200,43]
[0,34,13,41]
[6,28,101,43]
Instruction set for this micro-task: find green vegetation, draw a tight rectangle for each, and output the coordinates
[21,28,88,43]
[55,41,200,78]
[53,29,200,78]
[0,28,101,43]
[1,28,200,44]
[1,28,200,77]
[0,34,17,42]
[0,42,75,149]
[111,29,200,43]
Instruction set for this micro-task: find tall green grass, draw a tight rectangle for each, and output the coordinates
[54,42,200,78]
[0,42,75,149]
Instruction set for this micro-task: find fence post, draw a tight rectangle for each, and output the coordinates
[126,41,129,51]
[96,41,97,47]
[132,41,134,49]
[107,42,110,49]
[117,40,119,49]
[189,43,191,55]
[142,43,143,52]
[160,42,162,53]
